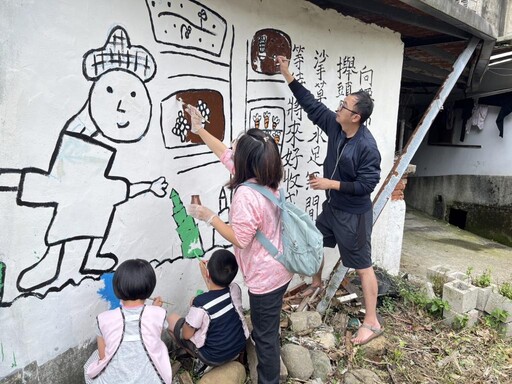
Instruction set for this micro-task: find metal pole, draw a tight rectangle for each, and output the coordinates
[372,36,479,224]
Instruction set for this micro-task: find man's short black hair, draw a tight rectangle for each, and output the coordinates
[113,259,156,301]
[351,90,374,124]
[207,249,238,288]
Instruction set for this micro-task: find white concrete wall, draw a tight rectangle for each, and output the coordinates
[0,0,402,377]
[412,106,512,177]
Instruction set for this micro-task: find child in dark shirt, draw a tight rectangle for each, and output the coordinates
[167,249,249,371]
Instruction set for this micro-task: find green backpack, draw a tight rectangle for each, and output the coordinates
[242,182,323,276]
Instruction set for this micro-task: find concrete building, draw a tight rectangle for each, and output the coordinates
[404,0,512,247]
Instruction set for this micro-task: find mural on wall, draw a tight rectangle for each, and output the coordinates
[0,0,405,378]
[0,0,237,308]
[277,44,376,207]
[146,0,228,57]
[0,26,170,306]
[162,89,225,150]
[0,1,378,311]
[251,29,292,75]
[244,29,291,164]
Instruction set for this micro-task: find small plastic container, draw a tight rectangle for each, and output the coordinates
[191,195,202,205]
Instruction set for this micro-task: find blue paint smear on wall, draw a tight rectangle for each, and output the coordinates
[98,273,120,309]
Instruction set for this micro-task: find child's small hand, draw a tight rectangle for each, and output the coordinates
[152,296,163,307]
[199,259,208,274]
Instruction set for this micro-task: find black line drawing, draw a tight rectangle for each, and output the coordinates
[0,26,168,306]
[146,0,227,57]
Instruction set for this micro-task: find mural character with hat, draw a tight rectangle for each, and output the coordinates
[0,26,167,304]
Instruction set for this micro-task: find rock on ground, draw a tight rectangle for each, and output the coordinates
[344,368,383,383]
[281,343,314,380]
[198,361,246,384]
[309,349,332,381]
[290,311,322,333]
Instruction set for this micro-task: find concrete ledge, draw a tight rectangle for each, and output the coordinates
[0,340,95,384]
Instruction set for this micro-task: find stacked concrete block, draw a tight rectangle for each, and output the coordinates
[426,265,455,282]
[475,284,495,311]
[484,291,512,323]
[443,308,479,328]
[430,265,512,337]
[498,322,512,337]
[442,279,479,327]
[443,280,478,313]
[447,271,471,284]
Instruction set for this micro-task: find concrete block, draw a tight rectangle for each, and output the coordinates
[420,281,436,300]
[498,321,512,338]
[443,308,480,329]
[427,265,455,282]
[447,271,471,284]
[475,284,496,311]
[442,280,478,314]
[484,291,512,323]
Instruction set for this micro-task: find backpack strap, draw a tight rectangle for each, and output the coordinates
[241,182,284,208]
[241,182,284,258]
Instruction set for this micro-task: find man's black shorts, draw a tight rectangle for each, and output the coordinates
[315,200,372,269]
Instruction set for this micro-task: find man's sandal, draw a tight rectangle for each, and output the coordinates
[351,323,384,345]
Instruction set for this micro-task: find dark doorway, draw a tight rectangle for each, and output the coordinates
[449,208,467,229]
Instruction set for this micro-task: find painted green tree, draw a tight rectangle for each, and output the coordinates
[170,189,205,259]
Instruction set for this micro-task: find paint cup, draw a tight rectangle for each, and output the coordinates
[191,195,202,205]
[309,173,318,181]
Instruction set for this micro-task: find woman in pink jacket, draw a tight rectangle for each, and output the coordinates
[186,105,293,384]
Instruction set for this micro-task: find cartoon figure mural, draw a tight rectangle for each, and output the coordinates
[0,26,168,305]
[0,0,383,313]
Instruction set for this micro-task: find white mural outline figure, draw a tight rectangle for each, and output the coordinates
[0,26,167,302]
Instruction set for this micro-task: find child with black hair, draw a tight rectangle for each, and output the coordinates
[167,249,249,372]
[84,259,173,384]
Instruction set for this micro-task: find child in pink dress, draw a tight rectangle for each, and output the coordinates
[84,259,172,384]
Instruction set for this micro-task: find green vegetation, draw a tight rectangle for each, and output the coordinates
[430,274,448,297]
[498,282,512,300]
[452,314,469,330]
[484,309,509,330]
[399,281,450,318]
[466,267,492,288]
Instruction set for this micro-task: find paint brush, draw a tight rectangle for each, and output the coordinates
[178,98,210,124]
[193,253,207,265]
[149,297,173,306]
[273,55,290,64]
